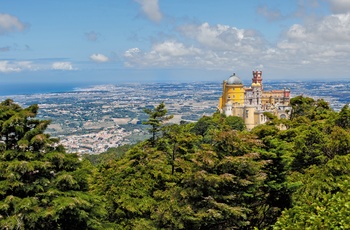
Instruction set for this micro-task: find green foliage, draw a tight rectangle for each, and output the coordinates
[289,120,350,172]
[224,115,245,131]
[323,125,350,158]
[290,95,316,120]
[251,125,293,227]
[83,144,133,166]
[275,155,350,229]
[192,113,245,146]
[93,144,167,229]
[290,96,334,121]
[335,103,350,129]
[312,98,333,120]
[181,131,266,229]
[252,124,279,140]
[273,97,350,229]
[77,96,350,229]
[291,124,327,171]
[159,123,199,175]
[142,102,173,146]
[191,115,216,136]
[2,95,349,229]
[263,111,278,122]
[0,99,56,152]
[0,99,107,229]
[95,122,270,229]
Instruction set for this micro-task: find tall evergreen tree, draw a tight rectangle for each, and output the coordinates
[335,104,350,129]
[142,102,173,146]
[290,96,315,120]
[0,99,106,229]
[251,125,293,228]
[224,115,245,131]
[275,155,350,229]
[159,123,198,175]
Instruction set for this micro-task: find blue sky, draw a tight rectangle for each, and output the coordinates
[1,0,350,84]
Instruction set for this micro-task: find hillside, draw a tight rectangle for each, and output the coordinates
[0,96,350,229]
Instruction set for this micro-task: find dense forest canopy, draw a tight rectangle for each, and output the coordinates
[0,99,107,229]
[0,97,350,229]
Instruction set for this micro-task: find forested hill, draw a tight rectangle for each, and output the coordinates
[1,96,350,229]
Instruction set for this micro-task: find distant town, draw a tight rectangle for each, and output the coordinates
[1,80,349,154]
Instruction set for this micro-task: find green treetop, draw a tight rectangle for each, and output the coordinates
[335,104,350,129]
[0,99,107,230]
[142,102,173,146]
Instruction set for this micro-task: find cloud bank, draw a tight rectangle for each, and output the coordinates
[124,22,266,70]
[0,60,78,72]
[124,10,350,76]
[0,61,35,73]
[2,1,349,80]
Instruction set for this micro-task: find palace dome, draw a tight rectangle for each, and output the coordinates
[227,73,243,85]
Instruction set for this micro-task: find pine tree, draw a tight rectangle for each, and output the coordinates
[159,123,198,175]
[142,102,173,146]
[335,104,350,129]
[275,155,350,229]
[0,99,106,229]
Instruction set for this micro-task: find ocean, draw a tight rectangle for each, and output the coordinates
[0,81,349,111]
[0,82,91,96]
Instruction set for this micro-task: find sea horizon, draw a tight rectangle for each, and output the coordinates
[0,79,349,99]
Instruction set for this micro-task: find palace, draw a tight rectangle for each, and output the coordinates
[218,71,291,130]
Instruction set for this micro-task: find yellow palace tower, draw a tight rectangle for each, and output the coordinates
[218,73,245,110]
[218,71,291,130]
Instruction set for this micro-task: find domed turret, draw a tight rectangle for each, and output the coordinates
[227,73,243,85]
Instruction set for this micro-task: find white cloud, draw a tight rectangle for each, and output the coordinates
[0,61,35,72]
[277,13,350,59]
[0,13,26,35]
[124,23,266,70]
[134,0,162,22]
[124,41,203,68]
[17,61,35,70]
[178,23,265,53]
[153,41,201,56]
[261,12,350,74]
[124,48,141,58]
[327,0,350,13]
[124,14,350,78]
[0,61,21,72]
[90,53,109,63]
[52,62,75,70]
[0,60,79,73]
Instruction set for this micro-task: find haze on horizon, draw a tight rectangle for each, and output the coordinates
[1,0,350,85]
